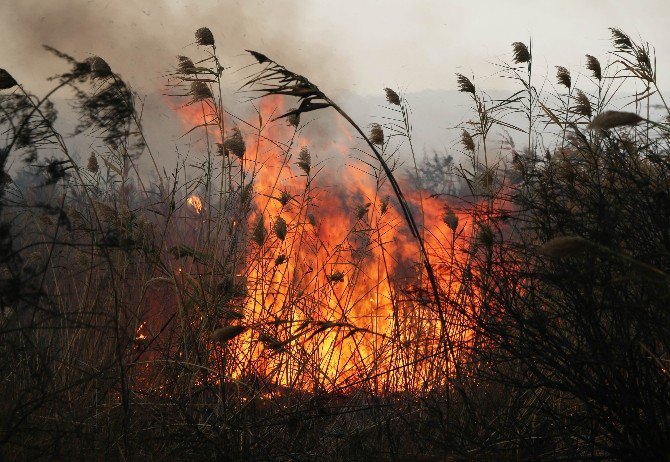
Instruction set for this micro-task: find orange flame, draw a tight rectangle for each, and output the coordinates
[187,194,203,214]
[169,94,478,393]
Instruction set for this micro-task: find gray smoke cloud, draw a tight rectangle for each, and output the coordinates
[0,0,343,95]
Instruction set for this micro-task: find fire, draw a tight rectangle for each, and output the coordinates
[187,194,203,213]
[135,322,148,344]
[167,94,477,393]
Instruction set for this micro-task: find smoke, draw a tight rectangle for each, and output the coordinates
[0,0,358,170]
[0,0,343,95]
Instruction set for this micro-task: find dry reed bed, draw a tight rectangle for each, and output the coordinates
[1,26,669,460]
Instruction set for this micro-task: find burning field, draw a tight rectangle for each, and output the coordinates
[2,24,670,461]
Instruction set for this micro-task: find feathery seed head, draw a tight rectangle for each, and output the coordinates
[443,210,459,232]
[93,200,117,222]
[211,325,247,343]
[278,190,292,206]
[248,50,269,64]
[177,56,196,74]
[327,271,345,283]
[86,57,112,79]
[190,81,213,101]
[274,217,287,240]
[585,54,602,81]
[87,153,99,173]
[511,42,530,64]
[478,224,494,248]
[195,27,215,46]
[355,203,370,220]
[252,215,267,245]
[369,123,384,146]
[380,196,390,215]
[573,90,592,118]
[610,27,633,51]
[456,73,476,94]
[555,66,571,89]
[384,88,401,105]
[297,147,311,175]
[588,111,644,131]
[287,110,300,127]
[461,129,475,152]
[636,48,653,77]
[223,127,246,158]
[538,236,592,258]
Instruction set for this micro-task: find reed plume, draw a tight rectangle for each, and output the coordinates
[585,54,602,81]
[274,217,287,240]
[573,90,592,118]
[588,111,644,130]
[177,56,196,74]
[252,215,267,245]
[190,81,213,102]
[287,110,300,127]
[384,88,401,105]
[297,146,311,174]
[195,27,215,46]
[610,27,633,51]
[461,129,475,152]
[87,153,99,173]
[456,73,475,94]
[442,210,458,232]
[555,66,571,89]
[223,127,246,158]
[512,42,530,64]
[86,57,112,79]
[369,123,384,145]
[538,236,593,258]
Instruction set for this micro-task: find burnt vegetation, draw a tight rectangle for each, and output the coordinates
[1,26,670,461]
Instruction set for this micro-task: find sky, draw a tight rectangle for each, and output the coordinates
[2,0,670,96]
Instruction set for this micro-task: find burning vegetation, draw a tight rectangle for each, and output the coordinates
[1,26,670,461]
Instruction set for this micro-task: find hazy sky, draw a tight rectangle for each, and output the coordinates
[2,0,670,97]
